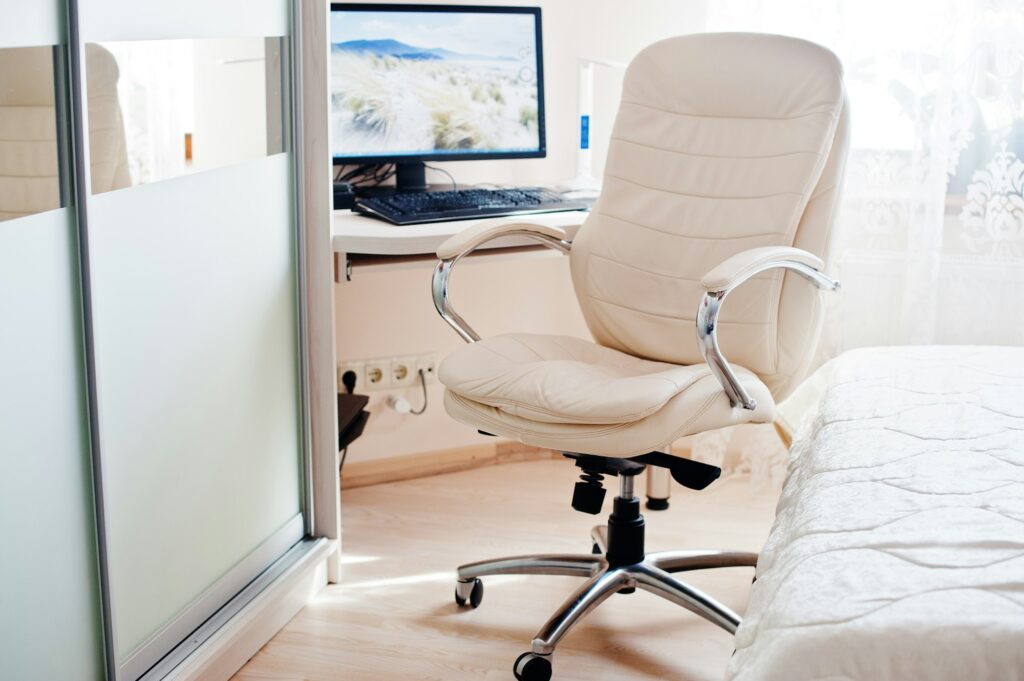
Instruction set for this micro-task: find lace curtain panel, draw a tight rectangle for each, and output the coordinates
[708,0,1024,350]
[690,1,1024,484]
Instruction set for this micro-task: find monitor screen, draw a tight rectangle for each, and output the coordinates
[329,4,545,164]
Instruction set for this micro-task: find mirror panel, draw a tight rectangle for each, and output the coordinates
[85,37,287,194]
[0,46,64,221]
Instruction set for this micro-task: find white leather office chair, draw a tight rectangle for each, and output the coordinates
[432,33,849,681]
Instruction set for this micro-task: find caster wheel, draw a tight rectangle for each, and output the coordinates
[513,652,552,681]
[591,542,601,555]
[454,578,483,608]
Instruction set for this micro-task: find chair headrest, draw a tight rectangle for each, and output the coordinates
[624,33,843,121]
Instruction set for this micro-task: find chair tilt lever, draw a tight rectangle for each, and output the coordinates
[633,451,722,491]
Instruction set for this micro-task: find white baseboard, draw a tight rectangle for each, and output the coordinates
[160,538,336,681]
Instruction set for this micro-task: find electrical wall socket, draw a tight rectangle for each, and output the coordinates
[338,353,438,392]
[337,361,365,392]
[364,359,390,389]
[415,354,438,384]
[390,356,418,388]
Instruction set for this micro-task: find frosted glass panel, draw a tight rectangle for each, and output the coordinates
[85,37,286,193]
[87,153,302,658]
[80,0,288,42]
[0,209,104,681]
[0,0,61,48]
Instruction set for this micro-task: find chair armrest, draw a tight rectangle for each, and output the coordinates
[436,219,572,260]
[432,220,575,343]
[696,246,840,410]
[701,246,835,292]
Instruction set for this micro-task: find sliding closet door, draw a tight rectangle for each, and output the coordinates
[0,1,105,679]
[71,1,305,677]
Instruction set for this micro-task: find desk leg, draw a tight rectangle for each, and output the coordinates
[646,465,671,511]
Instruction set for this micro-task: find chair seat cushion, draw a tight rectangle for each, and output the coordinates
[441,333,718,425]
[439,333,774,455]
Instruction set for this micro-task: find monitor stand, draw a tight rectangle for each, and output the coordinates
[394,162,428,192]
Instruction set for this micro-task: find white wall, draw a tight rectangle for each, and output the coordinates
[336,0,707,464]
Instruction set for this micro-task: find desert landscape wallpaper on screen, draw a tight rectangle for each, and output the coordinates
[330,10,541,157]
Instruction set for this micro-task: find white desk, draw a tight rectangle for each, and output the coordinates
[332,209,587,255]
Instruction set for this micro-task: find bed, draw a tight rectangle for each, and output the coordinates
[726,346,1024,681]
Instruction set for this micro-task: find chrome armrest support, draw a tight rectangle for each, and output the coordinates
[696,258,840,410]
[432,230,572,343]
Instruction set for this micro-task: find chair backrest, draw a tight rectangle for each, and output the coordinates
[570,33,849,401]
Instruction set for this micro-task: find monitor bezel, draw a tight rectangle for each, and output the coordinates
[328,3,546,166]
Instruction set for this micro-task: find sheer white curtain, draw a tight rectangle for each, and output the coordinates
[708,0,1024,351]
[691,1,1024,483]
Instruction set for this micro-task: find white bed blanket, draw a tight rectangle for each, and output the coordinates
[726,346,1024,681]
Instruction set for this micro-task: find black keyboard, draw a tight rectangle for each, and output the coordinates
[353,187,589,225]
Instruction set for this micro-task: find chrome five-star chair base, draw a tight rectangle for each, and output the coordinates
[454,468,757,681]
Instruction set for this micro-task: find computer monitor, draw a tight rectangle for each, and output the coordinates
[329,3,545,191]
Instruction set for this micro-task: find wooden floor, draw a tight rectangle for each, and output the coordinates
[232,459,780,681]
